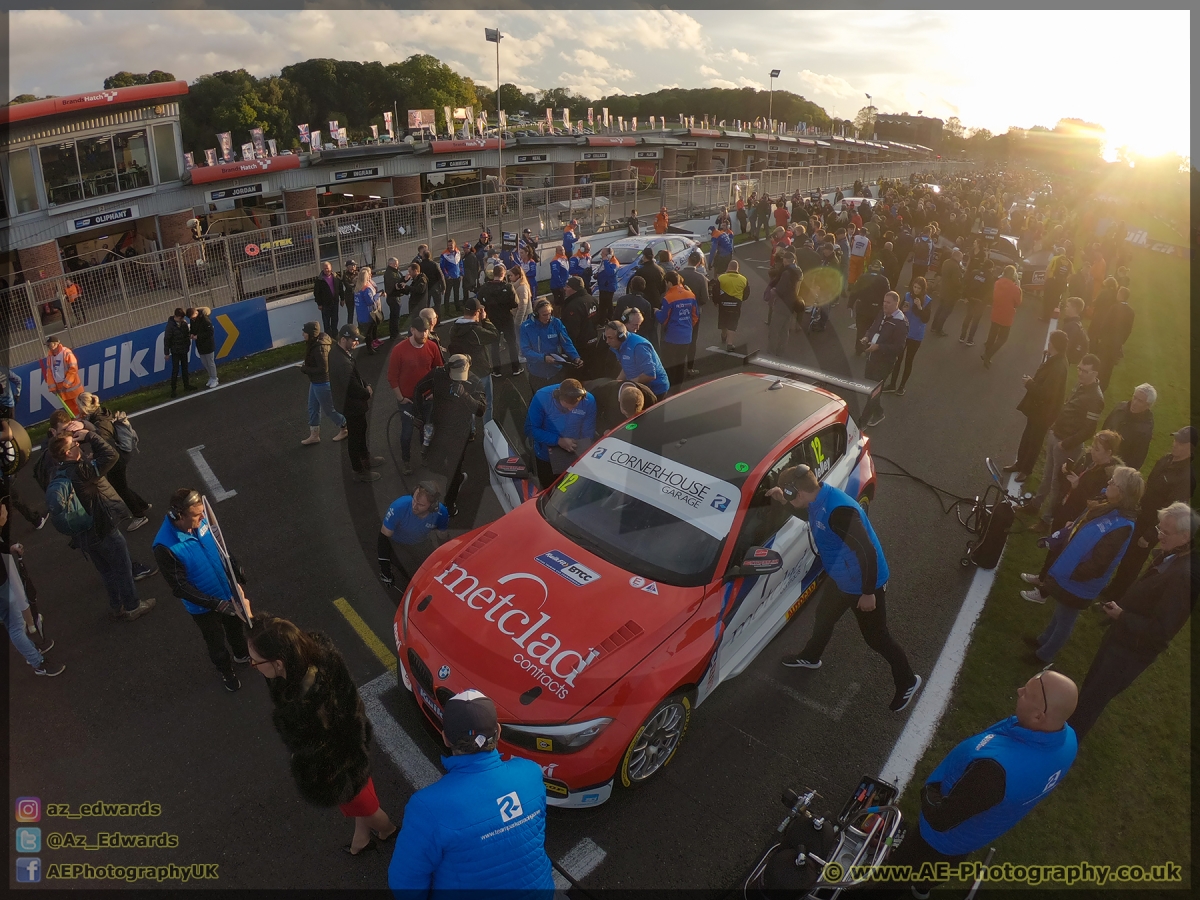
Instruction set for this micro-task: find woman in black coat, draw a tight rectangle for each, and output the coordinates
[189,306,218,388]
[247,615,396,855]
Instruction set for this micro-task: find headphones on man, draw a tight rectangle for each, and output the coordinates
[779,464,816,500]
[168,488,203,521]
[609,320,629,341]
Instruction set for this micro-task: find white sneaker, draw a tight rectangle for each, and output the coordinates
[1019,573,1041,585]
[1020,589,1046,604]
[782,657,822,669]
[207,379,219,388]
[126,516,150,532]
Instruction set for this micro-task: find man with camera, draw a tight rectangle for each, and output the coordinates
[768,464,921,713]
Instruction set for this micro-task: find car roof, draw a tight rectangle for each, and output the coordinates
[618,373,839,489]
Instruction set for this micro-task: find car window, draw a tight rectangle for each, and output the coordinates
[728,442,808,569]
[667,238,688,255]
[801,424,846,482]
[492,377,533,467]
[610,245,640,265]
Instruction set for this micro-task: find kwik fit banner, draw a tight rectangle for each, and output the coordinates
[8,297,272,426]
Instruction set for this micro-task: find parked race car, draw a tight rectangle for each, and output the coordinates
[594,234,703,291]
[397,365,879,807]
[972,227,1047,293]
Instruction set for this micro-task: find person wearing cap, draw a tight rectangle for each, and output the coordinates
[708,223,735,275]
[298,322,349,447]
[42,336,84,415]
[387,318,444,476]
[525,378,597,489]
[768,464,923,713]
[603,318,669,401]
[879,671,1078,897]
[447,296,501,390]
[378,481,449,587]
[329,325,384,483]
[411,354,486,518]
[1101,426,1196,604]
[387,688,555,896]
[519,298,582,394]
[247,614,397,856]
[340,260,359,325]
[313,261,343,336]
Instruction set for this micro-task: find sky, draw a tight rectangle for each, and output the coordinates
[8,8,1190,160]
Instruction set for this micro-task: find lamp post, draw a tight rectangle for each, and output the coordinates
[768,68,781,165]
[485,27,504,236]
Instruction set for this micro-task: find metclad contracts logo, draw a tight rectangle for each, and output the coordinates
[433,564,599,699]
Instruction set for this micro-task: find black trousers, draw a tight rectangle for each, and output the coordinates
[107,452,150,517]
[443,442,470,508]
[931,295,959,333]
[1015,415,1052,474]
[1102,528,1154,602]
[886,338,922,390]
[346,412,369,471]
[489,319,521,373]
[661,341,689,394]
[535,455,556,490]
[797,584,914,689]
[1042,278,1064,319]
[960,298,986,341]
[982,322,1011,362]
[191,610,248,676]
[687,321,700,369]
[170,351,191,393]
[854,307,878,348]
[597,291,615,325]
[320,304,339,337]
[1068,629,1155,742]
[386,296,401,338]
[1097,351,1120,392]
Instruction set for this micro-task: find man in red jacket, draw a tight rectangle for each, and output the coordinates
[981,265,1023,368]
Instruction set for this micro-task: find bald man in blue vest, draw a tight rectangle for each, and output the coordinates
[767,464,921,712]
[152,488,251,693]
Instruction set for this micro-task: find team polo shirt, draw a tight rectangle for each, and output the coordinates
[384,496,450,546]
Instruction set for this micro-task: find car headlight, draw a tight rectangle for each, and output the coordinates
[502,718,614,754]
[401,585,414,643]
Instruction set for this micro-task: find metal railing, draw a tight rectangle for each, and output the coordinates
[2,161,966,368]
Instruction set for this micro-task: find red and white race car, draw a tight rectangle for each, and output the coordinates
[394,364,879,807]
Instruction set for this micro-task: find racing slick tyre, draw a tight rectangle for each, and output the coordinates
[858,491,873,516]
[618,691,694,788]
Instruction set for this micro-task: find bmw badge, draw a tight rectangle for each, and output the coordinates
[438,665,450,680]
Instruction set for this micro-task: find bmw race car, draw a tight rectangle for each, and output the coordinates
[594,234,703,292]
[395,365,879,807]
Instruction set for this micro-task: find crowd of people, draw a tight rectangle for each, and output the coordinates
[1,162,1194,898]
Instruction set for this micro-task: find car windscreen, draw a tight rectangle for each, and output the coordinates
[609,245,643,265]
[539,437,742,586]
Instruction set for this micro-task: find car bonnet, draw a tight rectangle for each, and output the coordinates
[404,501,705,722]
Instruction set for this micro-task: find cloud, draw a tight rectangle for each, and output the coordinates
[729,48,752,64]
[699,65,721,77]
[737,76,764,90]
[705,78,739,90]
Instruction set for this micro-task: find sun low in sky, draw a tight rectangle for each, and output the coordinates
[8,8,1189,161]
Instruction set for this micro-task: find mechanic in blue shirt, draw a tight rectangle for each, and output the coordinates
[388,689,555,899]
[562,220,579,257]
[439,241,464,311]
[519,298,583,394]
[879,669,1078,896]
[525,378,597,489]
[768,465,922,712]
[377,481,449,588]
[595,246,620,323]
[708,224,735,274]
[152,488,250,693]
[603,319,669,399]
[549,246,571,306]
[568,241,594,293]
[655,271,699,393]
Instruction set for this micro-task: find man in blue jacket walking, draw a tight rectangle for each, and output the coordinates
[768,464,922,712]
[388,689,555,899]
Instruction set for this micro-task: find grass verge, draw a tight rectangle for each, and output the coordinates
[898,235,1191,885]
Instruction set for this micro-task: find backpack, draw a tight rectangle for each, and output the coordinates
[46,469,94,537]
[110,411,139,454]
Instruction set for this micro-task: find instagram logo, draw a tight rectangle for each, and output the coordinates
[15,797,41,822]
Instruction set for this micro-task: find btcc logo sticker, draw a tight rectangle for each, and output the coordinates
[535,550,601,587]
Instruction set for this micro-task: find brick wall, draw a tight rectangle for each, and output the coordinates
[17,241,64,303]
[282,187,317,223]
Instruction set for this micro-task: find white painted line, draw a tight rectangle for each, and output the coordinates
[126,361,301,420]
[360,672,442,790]
[756,673,861,721]
[704,345,747,360]
[880,313,1059,794]
[553,837,607,890]
[187,444,237,501]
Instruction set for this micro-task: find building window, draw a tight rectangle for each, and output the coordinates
[77,134,120,197]
[8,150,40,213]
[40,142,83,206]
[151,123,180,183]
[114,130,152,190]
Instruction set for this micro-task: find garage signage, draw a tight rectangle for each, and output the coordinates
[67,205,140,233]
[570,438,741,539]
[434,158,475,170]
[333,167,380,182]
[207,182,264,202]
[743,143,757,150]
[582,151,609,160]
[714,142,730,149]
[635,150,659,160]
[515,154,548,163]
[678,141,698,148]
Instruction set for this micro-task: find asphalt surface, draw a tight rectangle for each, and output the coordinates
[7,233,1053,892]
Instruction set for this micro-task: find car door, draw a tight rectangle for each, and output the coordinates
[709,440,817,685]
[484,377,538,514]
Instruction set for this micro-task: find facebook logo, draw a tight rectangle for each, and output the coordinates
[16,857,41,883]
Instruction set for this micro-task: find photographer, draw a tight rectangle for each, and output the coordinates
[152,488,252,692]
[477,265,522,377]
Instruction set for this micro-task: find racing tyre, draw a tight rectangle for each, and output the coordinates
[858,492,873,516]
[618,691,693,788]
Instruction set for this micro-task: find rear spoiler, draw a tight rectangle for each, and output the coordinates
[745,352,882,421]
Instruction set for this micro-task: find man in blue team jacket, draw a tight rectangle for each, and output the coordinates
[152,488,250,693]
[388,689,555,899]
[767,464,921,712]
[519,298,583,394]
[872,669,1078,897]
[602,320,669,398]
[524,379,596,489]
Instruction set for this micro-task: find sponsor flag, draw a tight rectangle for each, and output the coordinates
[267,138,277,156]
[337,127,348,148]
[587,107,594,126]
[204,148,217,166]
[602,107,609,127]
[240,142,254,161]
[184,152,195,169]
[370,124,378,140]
[545,107,553,128]
[311,130,321,151]
[443,106,454,137]
[631,116,637,131]
[383,111,393,138]
[298,123,310,143]
[499,110,507,129]
[250,127,266,158]
[328,120,339,135]
[562,108,570,130]
[217,132,233,161]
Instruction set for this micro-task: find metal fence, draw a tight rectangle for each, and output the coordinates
[2,161,965,368]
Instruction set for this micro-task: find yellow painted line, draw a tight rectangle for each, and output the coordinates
[215,313,240,358]
[333,597,396,673]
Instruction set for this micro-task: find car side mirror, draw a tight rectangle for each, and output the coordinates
[494,456,533,479]
[725,546,784,581]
